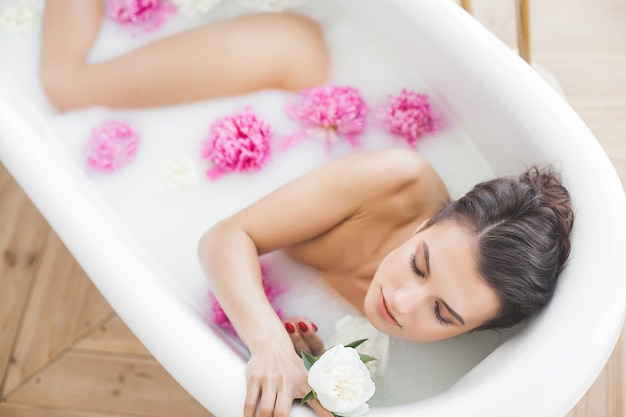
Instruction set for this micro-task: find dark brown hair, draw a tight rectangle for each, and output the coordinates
[430,166,574,330]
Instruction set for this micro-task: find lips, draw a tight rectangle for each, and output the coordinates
[379,290,400,326]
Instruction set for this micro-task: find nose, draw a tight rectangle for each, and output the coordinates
[393,280,428,315]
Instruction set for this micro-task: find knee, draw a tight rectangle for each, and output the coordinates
[39,64,79,112]
[281,14,329,90]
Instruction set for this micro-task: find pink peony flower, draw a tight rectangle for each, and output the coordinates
[209,265,285,334]
[201,108,273,180]
[107,0,161,24]
[379,89,436,146]
[283,85,369,150]
[86,121,140,173]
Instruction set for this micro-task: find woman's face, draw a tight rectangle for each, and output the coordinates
[364,219,501,342]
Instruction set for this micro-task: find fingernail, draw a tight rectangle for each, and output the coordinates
[298,321,308,332]
[285,322,296,334]
[311,322,318,332]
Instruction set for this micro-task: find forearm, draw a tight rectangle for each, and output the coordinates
[199,224,323,416]
[198,223,291,352]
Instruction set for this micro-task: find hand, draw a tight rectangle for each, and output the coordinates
[244,330,332,417]
[283,316,326,357]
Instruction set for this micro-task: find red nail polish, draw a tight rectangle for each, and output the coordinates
[298,321,308,332]
[285,322,296,334]
[311,322,318,332]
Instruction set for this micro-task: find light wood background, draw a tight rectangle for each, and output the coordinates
[1,0,624,416]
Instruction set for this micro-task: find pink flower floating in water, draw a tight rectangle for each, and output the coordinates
[86,121,140,173]
[201,108,273,180]
[283,85,369,150]
[210,266,284,334]
[379,89,436,146]
[107,0,161,24]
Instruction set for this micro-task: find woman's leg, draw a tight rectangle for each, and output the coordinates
[40,1,329,112]
[40,0,105,109]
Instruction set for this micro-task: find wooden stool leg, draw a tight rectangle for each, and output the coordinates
[460,0,472,14]
[516,0,531,63]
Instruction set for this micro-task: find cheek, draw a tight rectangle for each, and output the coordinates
[398,303,469,342]
[401,319,464,342]
[397,320,437,342]
[373,251,403,286]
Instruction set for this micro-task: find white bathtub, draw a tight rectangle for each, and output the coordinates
[1,0,625,416]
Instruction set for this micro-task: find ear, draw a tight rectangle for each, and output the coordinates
[412,218,431,235]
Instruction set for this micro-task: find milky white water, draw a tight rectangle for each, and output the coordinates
[0,0,507,405]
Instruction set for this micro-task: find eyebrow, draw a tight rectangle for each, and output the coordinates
[423,241,466,326]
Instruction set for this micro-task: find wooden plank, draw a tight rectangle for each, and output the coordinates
[75,316,152,357]
[0,165,51,396]
[3,231,113,394]
[459,0,472,14]
[6,351,213,417]
[463,0,517,47]
[0,402,139,417]
[0,161,14,191]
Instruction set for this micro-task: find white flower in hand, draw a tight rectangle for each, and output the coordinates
[305,345,375,417]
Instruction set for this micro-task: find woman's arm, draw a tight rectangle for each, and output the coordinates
[197,148,439,416]
[40,1,329,112]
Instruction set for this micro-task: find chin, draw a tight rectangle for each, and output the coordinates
[362,301,391,336]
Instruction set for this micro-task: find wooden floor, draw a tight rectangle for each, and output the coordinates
[1,0,625,416]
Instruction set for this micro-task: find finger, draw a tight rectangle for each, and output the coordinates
[258,383,278,417]
[283,317,316,332]
[299,324,325,357]
[304,335,326,357]
[244,377,261,417]
[297,320,310,333]
[308,398,334,417]
[284,321,297,336]
[295,320,320,335]
[274,381,294,417]
[296,320,325,356]
[285,322,311,356]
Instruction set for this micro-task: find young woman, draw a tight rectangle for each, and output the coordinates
[197,149,573,417]
[40,3,573,417]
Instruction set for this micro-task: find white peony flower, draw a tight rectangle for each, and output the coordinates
[170,0,224,18]
[237,0,305,13]
[308,345,375,417]
[157,153,200,192]
[0,0,44,38]
[326,315,390,379]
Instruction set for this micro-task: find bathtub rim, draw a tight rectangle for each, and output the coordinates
[0,1,625,416]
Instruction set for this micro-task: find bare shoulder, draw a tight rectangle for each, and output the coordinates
[338,149,448,198]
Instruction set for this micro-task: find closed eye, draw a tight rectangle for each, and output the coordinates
[409,253,424,278]
[434,302,453,326]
